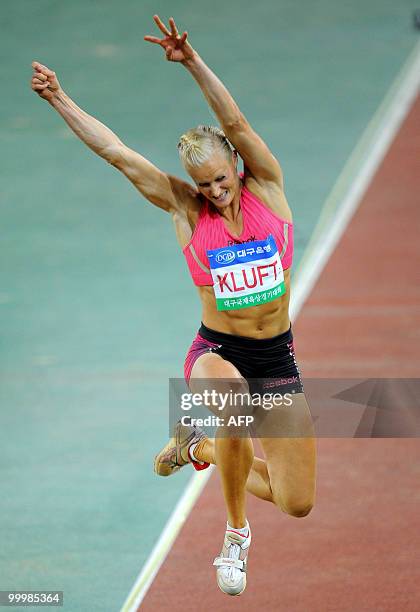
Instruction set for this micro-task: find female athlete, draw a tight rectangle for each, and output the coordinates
[31,14,316,596]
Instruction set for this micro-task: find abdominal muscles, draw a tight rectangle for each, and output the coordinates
[198,269,291,338]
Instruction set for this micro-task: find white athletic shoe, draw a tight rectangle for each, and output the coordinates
[213,522,251,596]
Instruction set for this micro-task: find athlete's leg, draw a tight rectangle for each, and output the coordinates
[257,392,316,517]
[190,353,256,595]
[190,352,255,528]
[193,437,273,503]
[192,390,315,512]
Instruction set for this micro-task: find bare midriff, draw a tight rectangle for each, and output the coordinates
[198,268,291,338]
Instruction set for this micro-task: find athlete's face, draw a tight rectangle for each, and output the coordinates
[188,151,239,209]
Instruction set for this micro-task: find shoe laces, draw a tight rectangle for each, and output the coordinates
[225,540,241,581]
[222,531,249,582]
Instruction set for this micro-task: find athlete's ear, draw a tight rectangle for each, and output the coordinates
[232,149,238,167]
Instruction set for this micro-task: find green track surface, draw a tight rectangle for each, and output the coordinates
[1,1,418,610]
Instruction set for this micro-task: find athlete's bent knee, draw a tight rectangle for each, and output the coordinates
[286,501,313,518]
[274,496,314,518]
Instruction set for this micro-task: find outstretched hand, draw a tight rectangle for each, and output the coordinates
[144,15,195,62]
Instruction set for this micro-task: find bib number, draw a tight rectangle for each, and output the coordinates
[207,235,285,311]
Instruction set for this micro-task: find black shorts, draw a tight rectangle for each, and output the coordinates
[184,322,304,395]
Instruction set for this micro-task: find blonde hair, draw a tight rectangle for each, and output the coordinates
[177,125,234,168]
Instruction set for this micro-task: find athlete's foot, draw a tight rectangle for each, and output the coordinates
[154,421,210,476]
[213,521,251,596]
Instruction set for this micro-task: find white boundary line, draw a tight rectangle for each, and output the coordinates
[121,40,420,612]
[121,468,213,612]
[291,40,420,316]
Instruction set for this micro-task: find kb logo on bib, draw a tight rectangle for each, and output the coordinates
[207,235,285,311]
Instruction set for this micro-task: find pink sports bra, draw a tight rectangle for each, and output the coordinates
[183,182,293,286]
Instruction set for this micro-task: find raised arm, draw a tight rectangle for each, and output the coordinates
[30,61,190,212]
[144,16,283,189]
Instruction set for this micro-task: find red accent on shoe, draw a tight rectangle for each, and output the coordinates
[226,529,250,539]
[188,443,210,471]
[191,459,210,471]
